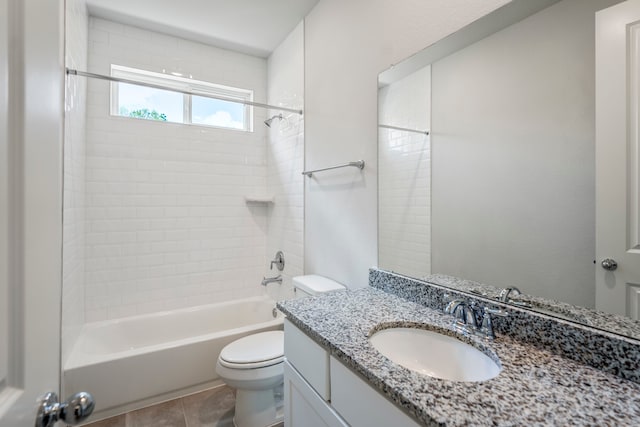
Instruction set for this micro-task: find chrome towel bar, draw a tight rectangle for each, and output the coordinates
[302,160,365,177]
[379,124,429,135]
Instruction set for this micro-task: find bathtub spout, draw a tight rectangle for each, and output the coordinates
[261,275,282,286]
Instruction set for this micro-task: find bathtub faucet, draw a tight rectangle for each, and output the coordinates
[261,275,282,286]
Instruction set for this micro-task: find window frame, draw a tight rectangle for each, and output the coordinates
[110,64,254,132]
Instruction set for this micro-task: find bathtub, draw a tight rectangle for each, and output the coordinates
[64,296,284,419]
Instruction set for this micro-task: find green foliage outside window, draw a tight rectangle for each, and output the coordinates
[119,107,167,121]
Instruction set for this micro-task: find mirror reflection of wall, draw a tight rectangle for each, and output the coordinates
[378,67,431,279]
[431,0,611,309]
[378,0,623,311]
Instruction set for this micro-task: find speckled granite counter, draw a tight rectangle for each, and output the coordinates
[277,288,640,426]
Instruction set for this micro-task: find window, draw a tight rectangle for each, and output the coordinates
[111,65,253,131]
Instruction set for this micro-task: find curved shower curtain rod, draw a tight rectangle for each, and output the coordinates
[66,68,304,115]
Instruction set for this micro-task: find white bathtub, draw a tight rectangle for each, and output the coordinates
[64,296,284,418]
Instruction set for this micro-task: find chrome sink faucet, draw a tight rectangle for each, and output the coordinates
[498,286,521,302]
[445,299,507,339]
[445,300,479,329]
[497,286,533,308]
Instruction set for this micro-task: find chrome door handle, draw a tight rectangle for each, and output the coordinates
[35,391,95,427]
[601,258,618,271]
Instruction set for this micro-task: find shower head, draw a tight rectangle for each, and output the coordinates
[264,113,284,127]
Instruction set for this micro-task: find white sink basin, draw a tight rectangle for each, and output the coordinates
[369,327,501,382]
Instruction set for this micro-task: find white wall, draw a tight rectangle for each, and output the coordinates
[84,18,268,321]
[266,22,305,301]
[431,0,618,307]
[0,0,8,392]
[378,67,431,279]
[62,0,88,367]
[304,0,510,287]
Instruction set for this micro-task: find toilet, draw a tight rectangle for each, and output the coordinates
[215,275,345,427]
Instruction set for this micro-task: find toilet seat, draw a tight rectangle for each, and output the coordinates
[219,330,284,369]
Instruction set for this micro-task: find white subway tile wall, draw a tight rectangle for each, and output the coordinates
[62,0,88,366]
[84,18,269,321]
[378,67,431,278]
[265,22,305,301]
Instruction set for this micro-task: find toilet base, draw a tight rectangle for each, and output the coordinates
[233,415,283,427]
[233,383,284,427]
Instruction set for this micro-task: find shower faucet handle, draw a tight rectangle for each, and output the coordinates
[270,251,285,271]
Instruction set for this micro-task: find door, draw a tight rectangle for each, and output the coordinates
[0,0,65,425]
[596,0,640,319]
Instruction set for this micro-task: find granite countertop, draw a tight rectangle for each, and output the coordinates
[277,287,640,426]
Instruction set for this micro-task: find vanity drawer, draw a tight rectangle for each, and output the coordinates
[284,319,331,400]
[284,361,348,427]
[330,356,420,427]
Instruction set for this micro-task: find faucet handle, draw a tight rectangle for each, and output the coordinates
[270,251,285,271]
[480,306,508,339]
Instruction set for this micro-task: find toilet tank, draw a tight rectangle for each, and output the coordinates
[292,275,345,298]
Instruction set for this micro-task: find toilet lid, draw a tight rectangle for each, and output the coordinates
[219,331,284,369]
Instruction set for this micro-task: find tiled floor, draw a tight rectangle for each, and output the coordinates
[84,386,236,427]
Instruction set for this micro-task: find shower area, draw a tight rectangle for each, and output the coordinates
[378,66,431,279]
[61,0,305,419]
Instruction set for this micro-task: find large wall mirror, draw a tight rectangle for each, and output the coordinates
[378,0,640,339]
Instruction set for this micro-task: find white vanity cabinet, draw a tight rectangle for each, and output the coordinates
[283,319,420,427]
[284,319,347,426]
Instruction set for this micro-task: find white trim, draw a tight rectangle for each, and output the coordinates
[0,0,64,424]
[183,93,190,125]
[629,21,640,252]
[112,65,252,100]
[0,387,22,420]
[0,0,9,397]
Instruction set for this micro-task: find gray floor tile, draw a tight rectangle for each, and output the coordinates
[128,398,187,427]
[80,386,237,427]
[182,386,235,427]
[83,414,127,427]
